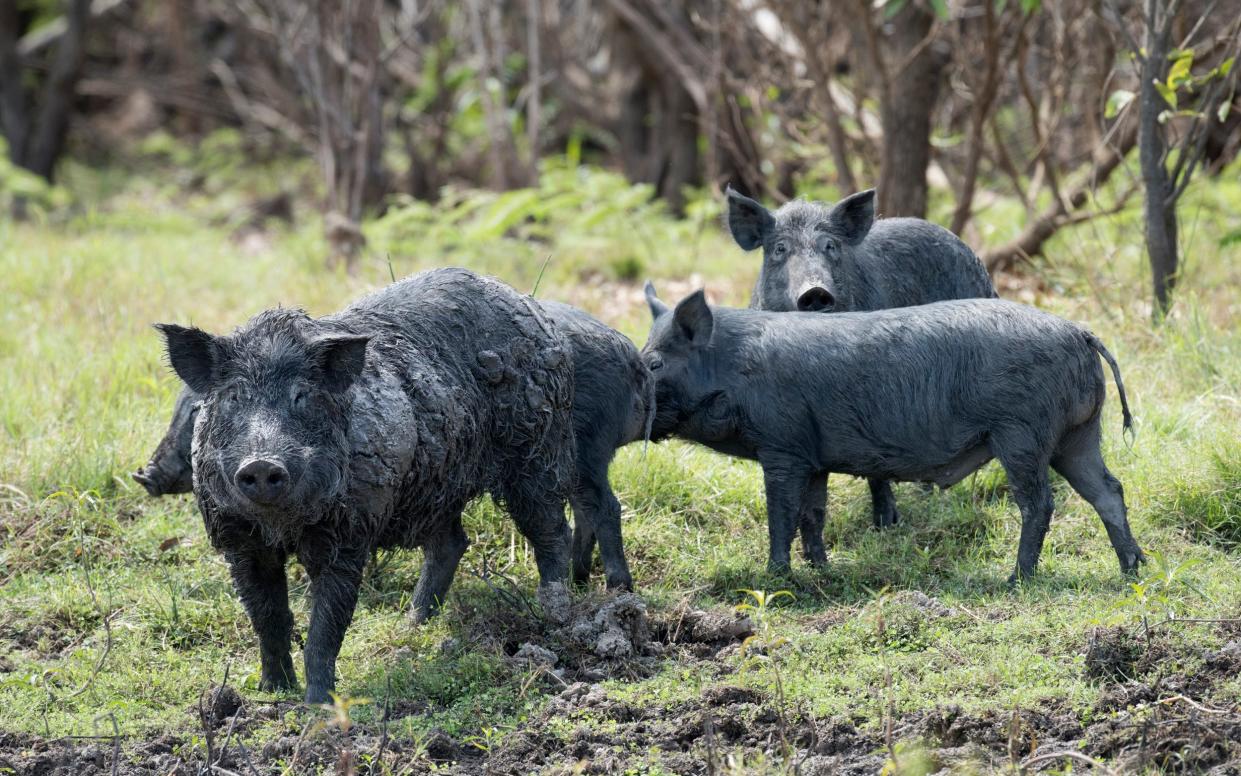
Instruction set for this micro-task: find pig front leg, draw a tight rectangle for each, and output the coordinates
[761,456,812,573]
[798,473,828,567]
[225,545,296,693]
[300,541,368,705]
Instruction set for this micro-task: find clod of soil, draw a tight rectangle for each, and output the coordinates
[657,604,754,644]
[201,684,244,727]
[892,589,954,618]
[510,641,558,668]
[566,592,650,658]
[1083,626,1142,682]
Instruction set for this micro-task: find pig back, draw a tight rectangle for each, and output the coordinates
[540,300,652,456]
[334,268,577,543]
[855,218,997,309]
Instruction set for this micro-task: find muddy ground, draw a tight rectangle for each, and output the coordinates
[2,594,1240,775]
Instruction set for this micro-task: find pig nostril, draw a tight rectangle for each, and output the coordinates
[235,459,290,503]
[797,287,835,312]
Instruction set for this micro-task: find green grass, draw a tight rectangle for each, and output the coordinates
[0,150,1239,773]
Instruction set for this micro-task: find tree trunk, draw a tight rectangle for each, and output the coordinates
[23,0,89,182]
[1139,0,1177,318]
[0,0,30,167]
[950,0,1003,234]
[877,2,947,218]
[609,11,702,214]
[526,0,541,185]
[657,79,699,214]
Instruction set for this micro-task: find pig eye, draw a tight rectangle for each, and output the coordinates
[646,353,664,371]
[292,388,310,408]
[772,241,789,258]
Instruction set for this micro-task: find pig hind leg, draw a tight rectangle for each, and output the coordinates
[992,429,1055,583]
[570,460,633,590]
[1051,420,1144,575]
[570,513,598,588]
[798,473,828,567]
[410,512,470,624]
[503,490,572,588]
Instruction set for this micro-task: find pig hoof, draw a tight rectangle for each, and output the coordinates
[1121,550,1146,576]
[872,506,900,529]
[258,675,297,694]
[408,603,436,626]
[765,561,793,578]
[604,575,635,593]
[1006,569,1036,588]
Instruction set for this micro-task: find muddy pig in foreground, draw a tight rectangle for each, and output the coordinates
[642,283,1143,580]
[728,187,997,535]
[154,268,576,703]
[138,299,652,592]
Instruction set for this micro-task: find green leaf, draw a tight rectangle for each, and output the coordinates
[1220,57,1234,77]
[880,0,909,19]
[1154,79,1178,110]
[1219,100,1232,123]
[1020,0,1041,12]
[928,0,950,19]
[1167,49,1194,87]
[1106,89,1135,118]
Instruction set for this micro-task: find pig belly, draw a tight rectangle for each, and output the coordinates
[902,443,993,488]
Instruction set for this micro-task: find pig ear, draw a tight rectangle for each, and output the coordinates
[156,324,220,394]
[828,189,875,245]
[673,289,714,346]
[726,186,774,251]
[315,334,370,393]
[644,280,670,319]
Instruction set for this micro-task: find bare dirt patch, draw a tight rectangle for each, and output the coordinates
[4,602,1240,774]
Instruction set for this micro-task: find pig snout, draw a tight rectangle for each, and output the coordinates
[132,459,192,497]
[796,283,836,312]
[235,457,292,505]
[132,467,164,497]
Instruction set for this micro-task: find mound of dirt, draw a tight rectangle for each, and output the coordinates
[199,684,244,727]
[465,590,755,685]
[892,590,955,618]
[1084,625,1143,682]
[566,592,650,658]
